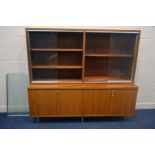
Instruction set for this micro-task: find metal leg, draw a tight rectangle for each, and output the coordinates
[36,117,40,123]
[124,116,129,121]
[81,117,84,122]
[32,118,36,123]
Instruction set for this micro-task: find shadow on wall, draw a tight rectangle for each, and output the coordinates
[7,73,29,115]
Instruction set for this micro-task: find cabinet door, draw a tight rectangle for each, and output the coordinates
[110,89,137,116]
[57,90,83,116]
[28,90,57,117]
[84,90,111,116]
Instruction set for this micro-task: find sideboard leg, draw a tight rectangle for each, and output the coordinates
[81,117,84,122]
[124,116,130,121]
[37,117,40,123]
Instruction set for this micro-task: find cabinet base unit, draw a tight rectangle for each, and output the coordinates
[26,28,140,118]
[28,83,138,117]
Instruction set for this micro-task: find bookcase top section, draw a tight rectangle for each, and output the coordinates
[26,28,140,84]
[26,28,141,33]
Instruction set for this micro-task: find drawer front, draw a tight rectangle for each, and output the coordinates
[28,90,57,117]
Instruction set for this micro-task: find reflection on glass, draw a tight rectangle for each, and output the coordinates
[85,32,136,81]
[32,69,82,81]
[29,32,83,49]
[86,32,136,55]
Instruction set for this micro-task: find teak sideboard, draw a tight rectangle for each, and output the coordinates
[26,28,140,117]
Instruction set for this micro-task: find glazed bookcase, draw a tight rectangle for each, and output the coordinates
[26,28,140,117]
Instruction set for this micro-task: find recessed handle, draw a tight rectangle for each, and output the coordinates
[112,90,114,97]
[56,90,60,94]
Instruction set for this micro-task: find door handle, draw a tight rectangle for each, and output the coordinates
[112,90,114,97]
[56,90,60,94]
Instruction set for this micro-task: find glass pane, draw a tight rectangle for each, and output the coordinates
[85,32,137,82]
[85,32,109,82]
[29,32,83,49]
[32,69,82,81]
[85,57,108,82]
[108,33,136,81]
[31,50,83,81]
[29,31,83,82]
[32,68,58,81]
[109,33,136,55]
[86,32,136,56]
[7,73,29,115]
[108,57,133,81]
[86,32,110,54]
[31,51,82,66]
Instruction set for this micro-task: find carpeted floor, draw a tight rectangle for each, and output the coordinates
[0,109,155,129]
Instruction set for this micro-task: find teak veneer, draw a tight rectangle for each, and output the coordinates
[26,28,140,118]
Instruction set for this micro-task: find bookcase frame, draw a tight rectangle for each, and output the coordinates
[26,28,141,118]
[26,28,140,84]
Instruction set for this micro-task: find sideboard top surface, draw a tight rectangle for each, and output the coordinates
[28,83,138,90]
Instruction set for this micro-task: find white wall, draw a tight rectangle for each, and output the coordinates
[0,26,155,112]
[0,27,28,112]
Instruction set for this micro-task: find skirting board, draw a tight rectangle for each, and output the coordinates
[0,105,7,112]
[0,103,155,113]
[136,102,155,109]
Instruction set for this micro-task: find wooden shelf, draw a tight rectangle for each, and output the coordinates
[85,76,108,82]
[31,48,83,52]
[32,65,82,69]
[31,79,82,83]
[84,76,130,82]
[86,53,133,57]
[85,51,133,57]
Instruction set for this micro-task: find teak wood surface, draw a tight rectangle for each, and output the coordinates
[28,88,138,117]
[26,28,140,117]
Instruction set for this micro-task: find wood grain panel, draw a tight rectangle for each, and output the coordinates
[28,83,137,90]
[84,90,111,115]
[26,28,140,118]
[28,90,57,117]
[26,28,141,33]
[57,90,83,116]
[110,89,137,116]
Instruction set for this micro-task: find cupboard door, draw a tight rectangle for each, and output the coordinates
[57,90,83,116]
[28,90,57,117]
[110,89,137,116]
[84,90,111,116]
